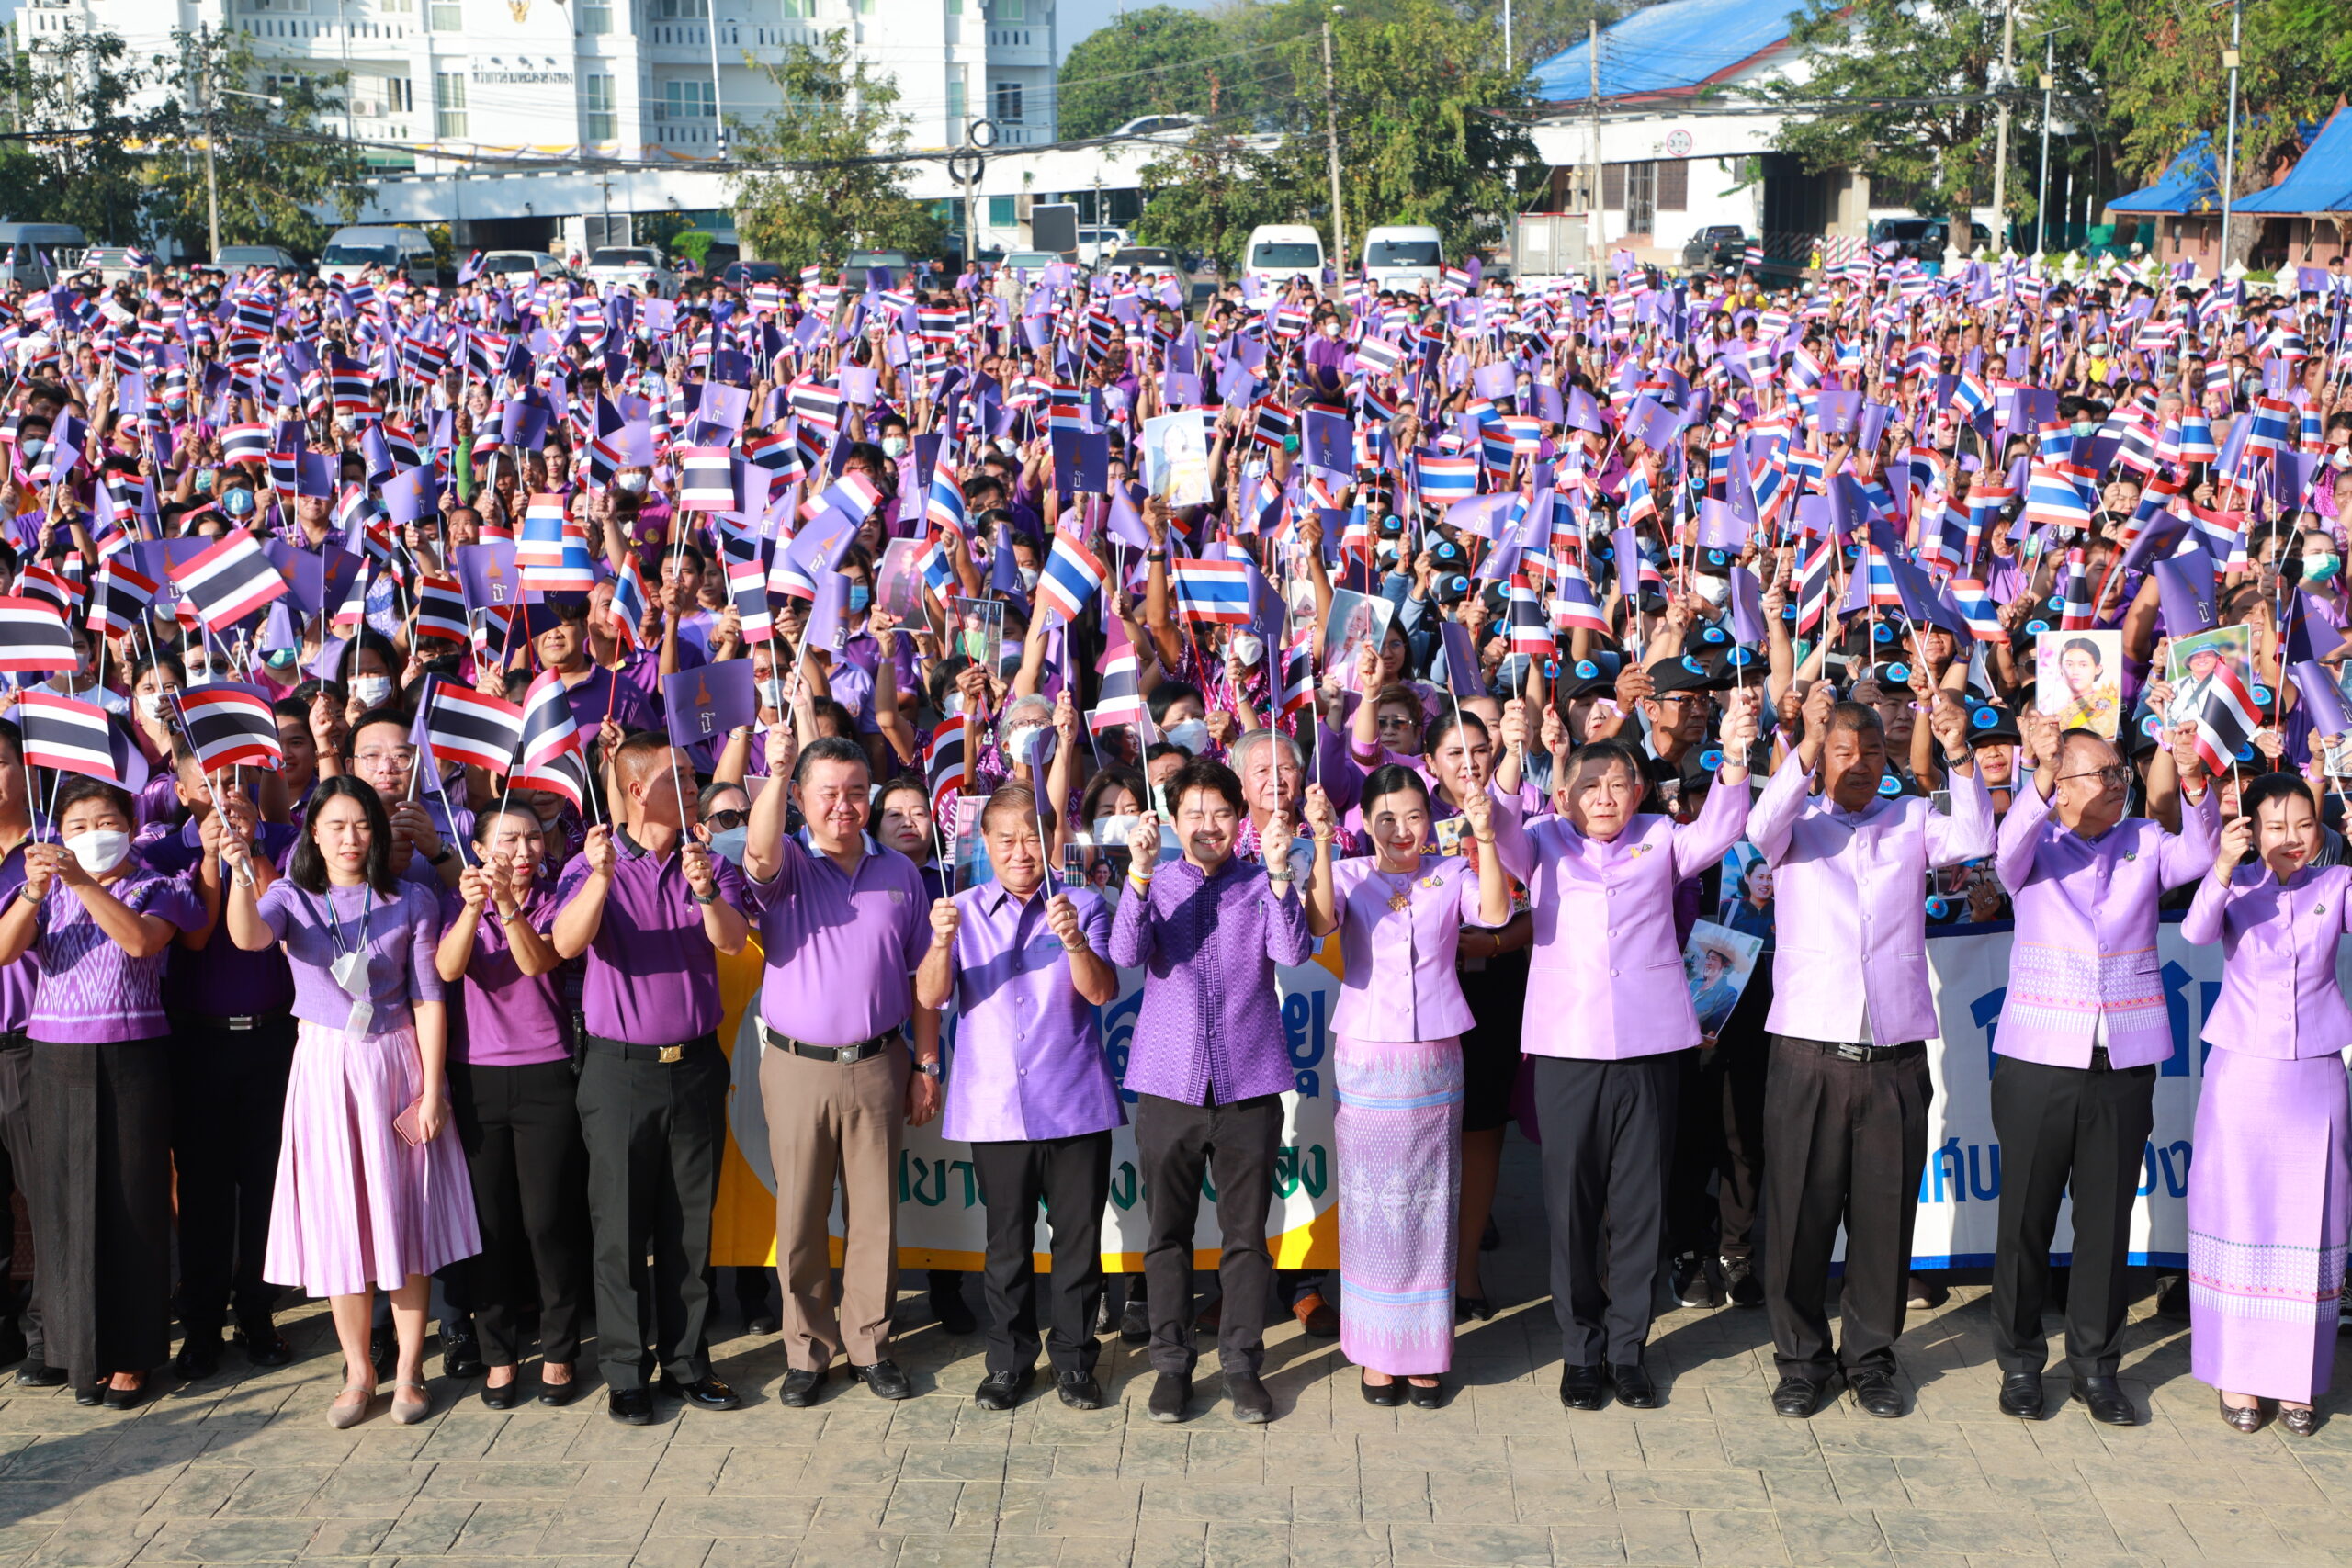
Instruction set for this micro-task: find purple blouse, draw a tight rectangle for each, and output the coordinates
[1328,855,1491,1042]
[28,868,206,1044]
[438,882,571,1067]
[254,878,446,1035]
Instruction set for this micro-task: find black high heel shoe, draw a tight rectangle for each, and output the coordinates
[1407,1380,1443,1410]
[1359,1372,1404,1407]
[1455,1296,1494,1322]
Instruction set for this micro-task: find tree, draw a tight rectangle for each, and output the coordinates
[729,30,945,269]
[1455,0,1621,80]
[0,27,163,241]
[145,28,370,260]
[1057,6,1228,141]
[1134,128,1302,271]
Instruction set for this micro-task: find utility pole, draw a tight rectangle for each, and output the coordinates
[2218,0,2243,272]
[198,39,220,265]
[704,0,728,160]
[340,0,355,143]
[1321,10,1345,270]
[1587,17,1602,265]
[1504,0,1513,73]
[1990,0,2014,255]
[2034,29,2053,256]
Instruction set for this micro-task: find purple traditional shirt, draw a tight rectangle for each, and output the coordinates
[940,880,1121,1143]
[1107,855,1311,1104]
[438,882,571,1066]
[28,867,205,1043]
[0,838,40,1034]
[254,878,446,1035]
[554,829,741,1044]
[2181,860,2352,1061]
[741,829,928,1047]
[141,818,299,1019]
[1328,854,1493,1042]
[1992,782,2217,1069]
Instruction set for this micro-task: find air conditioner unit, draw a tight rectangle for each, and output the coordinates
[349,97,379,117]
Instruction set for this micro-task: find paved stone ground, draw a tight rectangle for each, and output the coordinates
[1,1136,2348,1567]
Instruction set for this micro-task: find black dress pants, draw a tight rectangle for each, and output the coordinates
[1989,1053,2155,1379]
[1667,966,1770,1269]
[0,1037,45,1362]
[1532,1052,1683,1367]
[452,1058,592,1367]
[971,1131,1113,1378]
[1760,1036,1932,1381]
[30,1038,173,1387]
[1135,1092,1282,1378]
[169,1013,295,1337]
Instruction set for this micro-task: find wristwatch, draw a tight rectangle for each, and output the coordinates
[912,1057,943,1080]
[428,847,454,866]
[691,887,719,906]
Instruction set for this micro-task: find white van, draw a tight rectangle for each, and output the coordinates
[0,223,85,291]
[1241,223,1324,288]
[1361,224,1443,291]
[318,224,439,288]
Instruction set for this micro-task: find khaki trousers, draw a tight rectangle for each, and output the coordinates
[762,1043,909,1371]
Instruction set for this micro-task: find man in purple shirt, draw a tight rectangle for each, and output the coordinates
[552,732,749,1426]
[1986,710,2214,1426]
[527,598,660,740]
[741,732,943,1408]
[1108,756,1310,1426]
[915,784,1120,1414]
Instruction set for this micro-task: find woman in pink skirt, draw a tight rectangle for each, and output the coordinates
[1300,766,1511,1408]
[224,775,480,1427]
[2180,773,2352,1437]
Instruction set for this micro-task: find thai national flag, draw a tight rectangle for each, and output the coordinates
[1035,533,1106,628]
[607,556,652,652]
[170,530,287,630]
[1091,617,1149,733]
[1168,557,1254,625]
[1950,372,1992,424]
[509,671,590,811]
[2177,415,2220,463]
[726,560,773,645]
[676,446,737,512]
[86,558,158,639]
[1279,620,1316,717]
[518,497,594,593]
[220,423,271,468]
[1551,570,1609,635]
[17,690,118,783]
[2056,548,2096,629]
[424,682,524,773]
[926,474,969,542]
[2024,462,2092,530]
[1794,533,1836,637]
[2193,659,2263,777]
[1418,452,1478,505]
[1507,575,1553,658]
[177,683,284,773]
[923,722,968,817]
[1951,579,2005,642]
[412,575,470,645]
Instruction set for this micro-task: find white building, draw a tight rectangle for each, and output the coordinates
[18,0,1059,253]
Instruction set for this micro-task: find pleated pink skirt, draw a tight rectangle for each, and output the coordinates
[265,1021,481,1299]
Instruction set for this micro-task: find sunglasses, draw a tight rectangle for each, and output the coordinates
[705,808,748,832]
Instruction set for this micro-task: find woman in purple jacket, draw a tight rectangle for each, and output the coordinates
[2180,773,2352,1437]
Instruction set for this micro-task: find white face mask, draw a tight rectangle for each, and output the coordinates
[349,674,392,707]
[881,436,909,458]
[1228,631,1264,665]
[1694,575,1729,607]
[136,690,166,720]
[1165,719,1209,755]
[1019,566,1040,592]
[616,471,649,494]
[63,829,130,877]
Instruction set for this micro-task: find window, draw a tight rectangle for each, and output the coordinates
[946,74,966,127]
[433,71,466,139]
[1656,158,1688,211]
[988,195,1014,227]
[378,0,411,11]
[582,73,615,141]
[427,0,460,28]
[664,78,714,118]
[993,81,1022,122]
[579,0,611,31]
[995,0,1023,17]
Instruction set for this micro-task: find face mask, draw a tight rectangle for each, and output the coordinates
[1166,719,1209,755]
[1093,813,1137,846]
[136,691,166,720]
[1694,575,1729,607]
[194,470,214,493]
[1229,631,1264,665]
[222,488,254,517]
[349,673,392,706]
[941,693,964,718]
[881,436,908,458]
[848,584,871,613]
[63,829,130,877]
[17,439,40,461]
[265,648,297,669]
[707,825,748,865]
[2307,553,2342,584]
[1321,322,1340,339]
[1019,567,1040,592]
[616,471,649,494]
[1006,724,1057,769]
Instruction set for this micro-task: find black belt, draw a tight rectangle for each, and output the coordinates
[2090,1045,2112,1072]
[1807,1039,1924,1065]
[585,1032,716,1066]
[174,1010,286,1033]
[0,1029,24,1051]
[756,1019,901,1065]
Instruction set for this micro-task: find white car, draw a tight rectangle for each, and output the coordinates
[1076,227,1129,267]
[585,246,678,299]
[480,250,570,284]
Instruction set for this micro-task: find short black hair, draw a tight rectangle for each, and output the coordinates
[792,734,870,786]
[1565,739,1650,799]
[2240,770,2312,823]
[51,775,133,830]
[1361,763,1431,815]
[1165,756,1243,818]
[289,774,398,896]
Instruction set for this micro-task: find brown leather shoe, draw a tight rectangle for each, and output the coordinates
[1293,1292,1340,1337]
[2280,1404,2319,1437]
[2218,1393,2264,1434]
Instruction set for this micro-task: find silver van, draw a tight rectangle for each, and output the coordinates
[0,223,87,290]
[319,224,439,288]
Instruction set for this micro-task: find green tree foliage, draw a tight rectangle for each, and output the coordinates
[146,28,370,260]
[1057,6,1228,141]
[1454,0,1621,80]
[1133,128,1302,269]
[729,29,945,269]
[0,27,163,241]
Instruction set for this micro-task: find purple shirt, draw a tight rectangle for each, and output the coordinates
[141,818,299,1019]
[1107,856,1311,1105]
[555,829,741,1044]
[254,878,446,1035]
[940,881,1121,1143]
[554,663,658,739]
[1328,855,1492,1042]
[741,830,927,1046]
[28,867,205,1043]
[438,882,570,1067]
[1992,783,2217,1069]
[2180,861,2352,1061]
[0,839,39,1033]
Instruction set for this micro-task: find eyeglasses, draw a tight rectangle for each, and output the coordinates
[354,747,415,768]
[2056,764,2132,789]
[705,808,748,832]
[1375,715,1419,732]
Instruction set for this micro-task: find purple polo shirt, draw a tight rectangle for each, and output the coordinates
[1107,856,1311,1106]
[438,882,571,1067]
[740,830,927,1047]
[940,881,1121,1143]
[28,868,207,1043]
[554,829,741,1045]
[141,818,299,1019]
[554,663,659,739]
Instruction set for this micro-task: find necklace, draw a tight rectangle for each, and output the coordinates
[1377,855,1419,911]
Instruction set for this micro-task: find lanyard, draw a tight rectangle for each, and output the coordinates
[322,885,373,963]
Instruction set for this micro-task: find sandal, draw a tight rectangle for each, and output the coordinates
[390,1379,432,1426]
[328,1379,375,1430]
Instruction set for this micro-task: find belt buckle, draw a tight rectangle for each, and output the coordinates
[226,1016,254,1032]
[836,1043,862,1065]
[1833,1043,1870,1063]
[658,1044,683,1065]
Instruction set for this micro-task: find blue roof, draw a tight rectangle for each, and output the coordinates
[1528,0,1803,102]
[2108,136,2220,215]
[2236,106,2352,213]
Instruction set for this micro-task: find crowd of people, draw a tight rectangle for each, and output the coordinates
[0,238,2345,1443]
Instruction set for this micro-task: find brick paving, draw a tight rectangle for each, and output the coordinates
[1,1138,2346,1567]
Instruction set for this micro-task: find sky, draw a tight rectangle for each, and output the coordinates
[1057,0,1219,62]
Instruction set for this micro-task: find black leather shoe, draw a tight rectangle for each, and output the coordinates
[174,1334,222,1381]
[656,1373,742,1411]
[932,1288,977,1337]
[1608,1361,1662,1409]
[1455,1296,1495,1323]
[481,1376,522,1411]
[14,1362,64,1389]
[1361,1372,1404,1407]
[606,1387,656,1426]
[441,1323,484,1380]
[1407,1381,1442,1410]
[101,1379,146,1411]
[234,1325,293,1369]
[1558,1363,1607,1411]
[777,1368,827,1408]
[972,1369,1033,1411]
[1147,1371,1191,1423]
[2070,1375,2135,1427]
[537,1371,581,1408]
[1227,1371,1273,1423]
[73,1383,101,1407]
[1997,1371,2045,1419]
[1848,1368,1905,1419]
[745,1314,779,1337]
[1056,1371,1104,1410]
[1119,1300,1150,1346]
[1770,1375,1826,1417]
[848,1359,912,1401]
[1722,1256,1763,1309]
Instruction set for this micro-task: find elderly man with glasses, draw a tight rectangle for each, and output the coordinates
[1985,711,2213,1427]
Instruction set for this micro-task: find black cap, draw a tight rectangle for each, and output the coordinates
[1962,700,2020,747]
[1650,652,1722,697]
[1554,653,1620,705]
